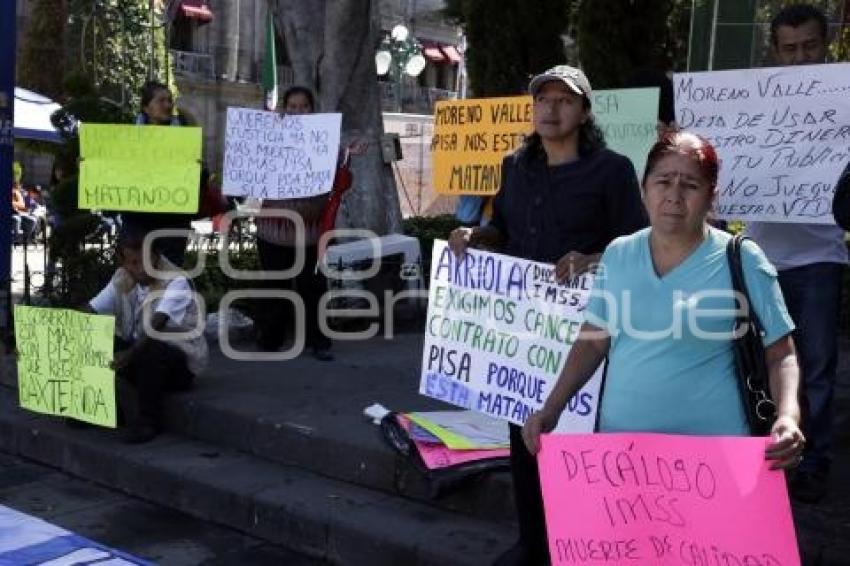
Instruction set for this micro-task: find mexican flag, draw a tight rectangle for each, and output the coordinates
[262,9,278,111]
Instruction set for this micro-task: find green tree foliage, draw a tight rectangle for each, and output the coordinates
[17,0,67,100]
[576,0,689,89]
[30,1,176,305]
[67,0,172,114]
[444,0,573,96]
[830,27,849,61]
[43,73,133,306]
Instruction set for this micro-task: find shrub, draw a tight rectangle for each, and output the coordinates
[186,247,261,314]
[403,214,461,285]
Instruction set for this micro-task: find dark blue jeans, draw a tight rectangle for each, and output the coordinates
[778,262,844,474]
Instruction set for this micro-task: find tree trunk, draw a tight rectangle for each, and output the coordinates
[216,0,241,81]
[273,0,402,235]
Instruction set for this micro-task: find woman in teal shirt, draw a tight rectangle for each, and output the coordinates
[523,131,805,470]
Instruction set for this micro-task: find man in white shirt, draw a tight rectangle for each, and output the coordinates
[746,3,846,503]
[88,231,208,443]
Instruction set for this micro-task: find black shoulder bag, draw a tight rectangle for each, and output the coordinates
[726,235,776,436]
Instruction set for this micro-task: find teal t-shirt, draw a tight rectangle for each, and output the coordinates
[585,227,794,436]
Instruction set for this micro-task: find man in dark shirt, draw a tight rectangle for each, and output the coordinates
[746,4,845,504]
[449,66,646,565]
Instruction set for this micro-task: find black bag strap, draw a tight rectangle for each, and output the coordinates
[726,234,766,364]
[726,234,764,378]
[726,234,776,432]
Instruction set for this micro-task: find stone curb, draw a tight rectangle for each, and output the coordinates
[0,388,514,566]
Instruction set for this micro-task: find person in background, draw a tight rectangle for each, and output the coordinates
[85,229,208,443]
[120,80,199,266]
[448,65,646,566]
[745,3,844,503]
[523,132,804,478]
[24,185,48,243]
[253,86,367,361]
[11,181,37,245]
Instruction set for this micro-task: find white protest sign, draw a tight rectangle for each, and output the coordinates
[222,107,342,199]
[674,63,850,224]
[419,240,603,431]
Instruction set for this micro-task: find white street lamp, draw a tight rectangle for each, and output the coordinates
[375,50,392,76]
[391,24,409,42]
[375,24,426,111]
[405,53,426,77]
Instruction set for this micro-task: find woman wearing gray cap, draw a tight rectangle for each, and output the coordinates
[449,65,646,565]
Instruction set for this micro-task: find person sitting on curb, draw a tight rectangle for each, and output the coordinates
[84,229,208,443]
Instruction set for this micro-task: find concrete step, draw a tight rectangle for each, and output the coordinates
[160,343,518,524]
[0,387,515,566]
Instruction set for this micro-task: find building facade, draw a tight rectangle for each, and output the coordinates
[167,0,460,163]
[13,0,463,215]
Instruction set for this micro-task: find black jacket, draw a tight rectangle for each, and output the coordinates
[489,146,647,263]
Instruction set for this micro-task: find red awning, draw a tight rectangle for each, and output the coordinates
[441,45,462,64]
[422,44,446,64]
[175,0,213,23]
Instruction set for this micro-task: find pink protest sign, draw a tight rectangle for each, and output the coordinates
[396,414,509,470]
[538,433,799,566]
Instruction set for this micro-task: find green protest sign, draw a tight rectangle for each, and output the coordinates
[593,87,660,178]
[14,306,117,428]
[79,123,202,213]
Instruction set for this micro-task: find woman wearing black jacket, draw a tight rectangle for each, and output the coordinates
[449,66,646,566]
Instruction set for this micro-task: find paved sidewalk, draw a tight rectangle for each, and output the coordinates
[0,453,325,565]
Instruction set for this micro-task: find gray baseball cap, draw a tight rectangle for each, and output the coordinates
[528,65,592,102]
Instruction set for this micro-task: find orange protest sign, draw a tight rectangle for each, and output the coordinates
[431,96,532,195]
[538,433,800,566]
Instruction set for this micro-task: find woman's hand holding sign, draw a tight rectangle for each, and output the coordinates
[765,415,806,470]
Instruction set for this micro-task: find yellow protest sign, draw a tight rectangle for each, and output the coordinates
[432,91,661,195]
[79,123,202,213]
[14,306,117,428]
[432,96,533,195]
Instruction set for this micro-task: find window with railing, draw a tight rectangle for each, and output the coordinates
[171,49,215,79]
